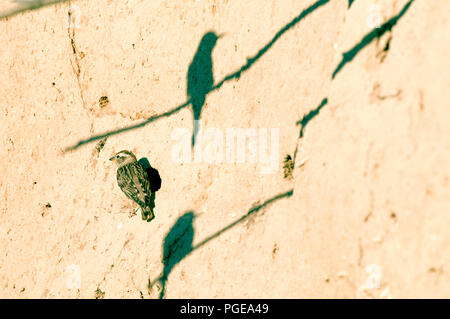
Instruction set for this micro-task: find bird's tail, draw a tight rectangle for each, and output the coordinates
[192,119,200,146]
[141,205,154,222]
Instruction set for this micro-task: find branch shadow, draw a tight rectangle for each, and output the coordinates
[64,0,330,152]
[211,0,330,91]
[149,189,293,298]
[0,0,71,20]
[296,98,328,139]
[193,189,293,252]
[332,0,415,79]
[292,97,328,166]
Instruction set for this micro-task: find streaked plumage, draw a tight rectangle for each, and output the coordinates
[110,150,154,221]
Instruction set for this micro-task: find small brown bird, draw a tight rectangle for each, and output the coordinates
[110,150,154,221]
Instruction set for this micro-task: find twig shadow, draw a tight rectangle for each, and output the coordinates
[0,0,72,20]
[148,189,293,298]
[64,0,330,152]
[332,0,415,79]
[292,98,328,167]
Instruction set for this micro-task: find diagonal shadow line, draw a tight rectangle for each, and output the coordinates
[149,189,293,289]
[292,97,328,167]
[64,101,191,152]
[64,0,330,152]
[332,0,415,79]
[192,189,293,251]
[0,0,71,20]
[210,0,330,91]
[296,97,328,139]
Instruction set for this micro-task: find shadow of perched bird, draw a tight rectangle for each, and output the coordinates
[187,31,223,146]
[138,157,161,218]
[157,212,195,299]
[138,157,161,193]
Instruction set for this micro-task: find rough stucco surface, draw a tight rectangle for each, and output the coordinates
[0,0,449,298]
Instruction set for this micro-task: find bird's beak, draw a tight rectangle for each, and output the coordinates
[109,156,116,162]
[218,33,225,39]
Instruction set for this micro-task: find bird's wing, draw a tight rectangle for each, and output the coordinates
[135,162,153,205]
[187,62,197,97]
[117,163,152,207]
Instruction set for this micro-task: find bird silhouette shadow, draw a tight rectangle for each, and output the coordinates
[154,211,195,299]
[187,31,222,147]
[138,157,161,220]
[65,0,330,152]
[148,189,293,298]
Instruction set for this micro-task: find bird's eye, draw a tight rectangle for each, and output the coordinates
[116,155,120,158]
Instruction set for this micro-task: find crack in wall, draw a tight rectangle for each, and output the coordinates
[67,3,88,115]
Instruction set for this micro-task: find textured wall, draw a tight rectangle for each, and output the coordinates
[0,0,448,298]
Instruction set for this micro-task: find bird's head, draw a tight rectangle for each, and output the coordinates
[200,31,224,50]
[182,211,195,222]
[109,150,137,168]
[177,211,203,225]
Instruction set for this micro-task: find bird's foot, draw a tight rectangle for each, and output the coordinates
[139,207,149,221]
[129,207,138,218]
[146,212,155,222]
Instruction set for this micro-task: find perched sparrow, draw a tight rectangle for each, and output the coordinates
[110,150,154,221]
